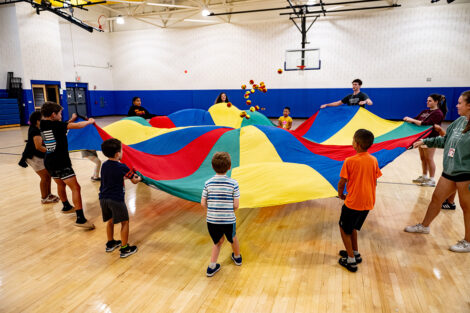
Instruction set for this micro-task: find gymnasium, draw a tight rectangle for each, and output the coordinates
[0,0,469,312]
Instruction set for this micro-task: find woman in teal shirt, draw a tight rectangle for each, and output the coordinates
[405,90,470,253]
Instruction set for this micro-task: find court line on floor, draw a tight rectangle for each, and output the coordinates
[0,144,25,150]
[378,181,419,186]
[0,152,86,160]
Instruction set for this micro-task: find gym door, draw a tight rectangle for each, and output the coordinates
[66,87,88,118]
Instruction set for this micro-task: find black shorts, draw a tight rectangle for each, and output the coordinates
[207,222,236,244]
[339,204,369,235]
[442,172,470,182]
[48,167,76,180]
[100,198,129,224]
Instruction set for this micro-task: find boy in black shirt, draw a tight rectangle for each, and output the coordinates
[40,102,95,229]
[127,97,156,119]
[100,138,141,258]
[320,79,373,109]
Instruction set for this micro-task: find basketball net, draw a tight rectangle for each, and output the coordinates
[297,65,306,76]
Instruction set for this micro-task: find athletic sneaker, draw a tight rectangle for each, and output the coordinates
[61,206,75,214]
[420,178,436,187]
[338,257,357,272]
[404,223,430,234]
[41,194,60,204]
[442,200,456,210]
[339,250,362,264]
[449,240,470,253]
[74,220,95,230]
[120,245,138,258]
[412,176,426,184]
[231,253,242,266]
[206,263,221,277]
[106,240,122,252]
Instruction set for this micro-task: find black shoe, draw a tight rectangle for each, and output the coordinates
[61,206,75,214]
[442,200,456,210]
[338,257,358,272]
[231,253,242,266]
[206,264,221,277]
[339,250,362,263]
[106,240,122,252]
[120,245,138,258]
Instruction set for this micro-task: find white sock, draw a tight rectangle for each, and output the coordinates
[423,175,428,179]
[209,262,216,269]
[347,256,356,263]
[234,254,240,258]
[353,250,360,256]
[429,177,435,182]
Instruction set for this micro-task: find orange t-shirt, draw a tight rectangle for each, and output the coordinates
[340,152,382,211]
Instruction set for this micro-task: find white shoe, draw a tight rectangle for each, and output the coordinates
[412,176,426,184]
[404,223,430,234]
[449,240,470,253]
[420,178,436,187]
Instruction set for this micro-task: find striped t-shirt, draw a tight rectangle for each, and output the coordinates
[202,175,240,224]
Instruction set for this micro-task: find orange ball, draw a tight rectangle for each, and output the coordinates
[241,84,246,89]
[249,80,254,85]
[277,68,283,74]
[260,81,265,86]
[255,105,260,111]
[246,100,251,105]
[244,94,249,99]
[240,111,247,117]
[227,102,232,107]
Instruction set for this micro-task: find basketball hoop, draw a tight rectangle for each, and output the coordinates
[296,65,306,71]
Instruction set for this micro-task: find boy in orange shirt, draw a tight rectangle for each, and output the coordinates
[337,129,382,272]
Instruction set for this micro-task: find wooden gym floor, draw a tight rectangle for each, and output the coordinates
[0,117,468,313]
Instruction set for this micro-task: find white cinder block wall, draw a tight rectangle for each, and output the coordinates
[110,3,470,91]
[15,2,65,88]
[59,14,114,90]
[0,5,24,89]
[1,2,469,96]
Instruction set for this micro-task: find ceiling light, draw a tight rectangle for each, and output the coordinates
[201,8,211,16]
[116,16,125,24]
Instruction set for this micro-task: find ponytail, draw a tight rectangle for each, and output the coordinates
[461,90,470,134]
[429,93,447,117]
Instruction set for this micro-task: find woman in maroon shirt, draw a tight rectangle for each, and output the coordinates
[403,94,447,187]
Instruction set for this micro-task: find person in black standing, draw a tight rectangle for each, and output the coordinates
[40,101,95,229]
[320,79,373,109]
[127,97,156,119]
[19,111,59,204]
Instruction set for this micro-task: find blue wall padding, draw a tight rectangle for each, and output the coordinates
[14,86,470,124]
[0,98,21,126]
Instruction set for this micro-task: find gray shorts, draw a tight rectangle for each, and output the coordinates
[100,198,129,224]
[81,150,98,158]
[26,156,45,172]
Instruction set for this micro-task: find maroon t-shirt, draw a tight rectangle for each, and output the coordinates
[415,109,444,137]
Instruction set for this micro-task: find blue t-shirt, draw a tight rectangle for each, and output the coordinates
[99,160,133,202]
[202,175,240,224]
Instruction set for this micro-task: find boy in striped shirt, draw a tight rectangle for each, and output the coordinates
[201,152,241,277]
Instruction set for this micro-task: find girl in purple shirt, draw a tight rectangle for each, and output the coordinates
[403,94,447,187]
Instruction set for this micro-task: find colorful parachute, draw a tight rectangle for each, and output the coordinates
[68,104,431,208]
